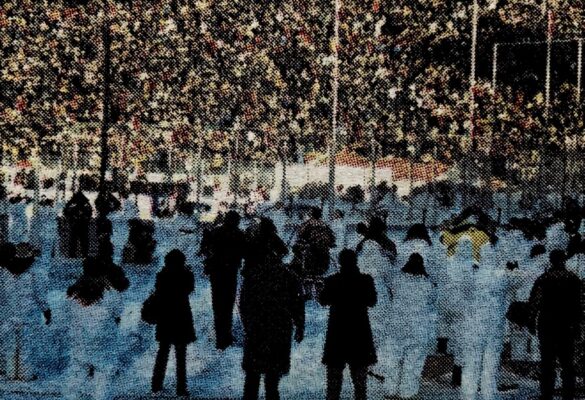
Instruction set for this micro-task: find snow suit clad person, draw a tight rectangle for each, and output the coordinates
[64,256,126,400]
[385,253,437,399]
[320,249,377,400]
[460,242,512,400]
[199,210,246,350]
[0,243,50,381]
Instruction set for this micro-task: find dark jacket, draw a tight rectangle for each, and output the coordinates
[529,267,583,338]
[154,264,196,344]
[200,225,246,276]
[240,263,304,374]
[320,271,377,367]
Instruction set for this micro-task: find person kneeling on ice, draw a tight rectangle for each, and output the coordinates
[64,255,127,400]
[384,253,437,399]
[320,249,377,400]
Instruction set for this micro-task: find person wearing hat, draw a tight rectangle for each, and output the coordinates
[320,249,377,400]
[0,242,50,381]
[384,252,437,398]
[64,255,126,400]
[529,249,583,400]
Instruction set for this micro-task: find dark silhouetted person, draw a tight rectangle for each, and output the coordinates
[356,216,397,262]
[296,207,335,277]
[529,249,583,400]
[199,210,246,349]
[151,250,195,397]
[64,190,93,258]
[240,218,304,400]
[320,249,377,400]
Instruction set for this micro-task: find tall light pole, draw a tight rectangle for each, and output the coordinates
[327,0,340,220]
[99,11,112,196]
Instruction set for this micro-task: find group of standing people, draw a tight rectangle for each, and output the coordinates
[1,186,584,400]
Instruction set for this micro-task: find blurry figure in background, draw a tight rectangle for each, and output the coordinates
[320,249,377,400]
[545,221,570,252]
[149,250,195,397]
[240,219,304,400]
[199,210,246,350]
[63,191,93,258]
[529,250,583,400]
[0,243,50,381]
[29,195,57,256]
[460,240,512,400]
[8,193,30,244]
[508,244,548,363]
[385,253,437,399]
[330,209,346,260]
[443,237,475,387]
[64,255,126,400]
[400,223,435,278]
[294,207,335,278]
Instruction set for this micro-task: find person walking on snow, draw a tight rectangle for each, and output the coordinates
[199,210,246,350]
[385,252,437,399]
[320,249,377,400]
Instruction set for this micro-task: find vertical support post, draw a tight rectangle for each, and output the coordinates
[369,130,377,206]
[327,0,340,220]
[577,38,583,103]
[99,13,112,197]
[545,10,553,116]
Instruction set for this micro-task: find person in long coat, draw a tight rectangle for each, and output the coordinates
[151,249,195,397]
[63,191,93,258]
[529,250,583,400]
[240,218,305,400]
[199,210,246,350]
[320,249,377,400]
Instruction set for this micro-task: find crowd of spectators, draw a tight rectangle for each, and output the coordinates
[0,0,583,172]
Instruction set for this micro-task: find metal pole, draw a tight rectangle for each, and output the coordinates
[195,139,203,204]
[370,131,376,208]
[492,44,498,94]
[470,0,479,139]
[327,0,340,220]
[545,10,553,115]
[99,13,112,196]
[578,39,583,103]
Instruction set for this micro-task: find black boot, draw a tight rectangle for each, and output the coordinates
[451,365,462,387]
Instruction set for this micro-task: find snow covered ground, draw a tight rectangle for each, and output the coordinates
[1,166,584,399]
[0,207,557,400]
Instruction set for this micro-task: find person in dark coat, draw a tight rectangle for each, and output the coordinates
[529,249,583,400]
[199,210,246,349]
[63,190,93,258]
[295,207,336,277]
[151,250,195,397]
[320,249,377,400]
[240,218,305,400]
